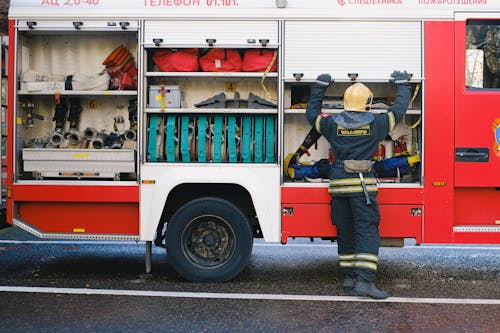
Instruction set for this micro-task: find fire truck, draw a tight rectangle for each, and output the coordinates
[6,0,500,282]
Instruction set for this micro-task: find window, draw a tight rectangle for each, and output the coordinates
[466,20,500,89]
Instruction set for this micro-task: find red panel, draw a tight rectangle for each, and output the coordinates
[281,203,422,243]
[422,21,456,243]
[454,20,500,186]
[12,184,139,203]
[281,185,423,242]
[454,188,500,226]
[19,202,139,234]
[12,184,140,234]
[281,186,423,205]
[281,187,330,204]
[378,205,422,243]
[281,204,335,238]
[453,232,500,244]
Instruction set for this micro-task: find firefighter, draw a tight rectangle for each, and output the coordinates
[305,71,412,299]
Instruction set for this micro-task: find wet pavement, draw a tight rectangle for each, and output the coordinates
[0,226,499,332]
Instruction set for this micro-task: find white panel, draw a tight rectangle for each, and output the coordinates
[140,164,281,242]
[144,21,278,47]
[284,21,422,81]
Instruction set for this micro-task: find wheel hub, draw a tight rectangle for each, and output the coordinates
[183,217,235,268]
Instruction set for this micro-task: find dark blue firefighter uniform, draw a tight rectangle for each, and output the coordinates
[306,82,411,282]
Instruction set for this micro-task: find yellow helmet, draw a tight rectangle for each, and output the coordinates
[343,83,373,112]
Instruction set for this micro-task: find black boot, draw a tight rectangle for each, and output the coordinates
[354,279,389,299]
[342,275,356,291]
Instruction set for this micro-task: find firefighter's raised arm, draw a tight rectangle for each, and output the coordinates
[306,73,333,132]
[387,70,413,126]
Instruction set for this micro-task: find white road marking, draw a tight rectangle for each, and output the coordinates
[1,239,500,251]
[0,286,499,305]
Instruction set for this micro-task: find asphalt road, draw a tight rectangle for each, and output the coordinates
[0,226,499,333]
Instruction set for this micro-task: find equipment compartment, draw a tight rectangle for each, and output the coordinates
[142,41,279,165]
[23,148,135,180]
[14,24,139,182]
[282,81,423,185]
[145,113,277,163]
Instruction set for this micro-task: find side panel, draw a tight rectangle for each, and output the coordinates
[451,14,500,242]
[454,188,500,226]
[454,19,500,187]
[12,185,139,235]
[281,187,423,243]
[140,165,281,242]
[18,202,139,234]
[422,21,455,243]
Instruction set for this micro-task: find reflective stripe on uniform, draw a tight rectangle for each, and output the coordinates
[339,261,356,267]
[339,253,356,267]
[356,253,378,262]
[315,115,322,133]
[354,261,378,271]
[354,253,379,271]
[329,177,378,194]
[330,178,377,186]
[339,254,357,261]
[388,111,396,131]
[329,185,378,194]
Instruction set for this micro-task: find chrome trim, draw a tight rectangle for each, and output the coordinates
[13,218,140,241]
[453,225,500,233]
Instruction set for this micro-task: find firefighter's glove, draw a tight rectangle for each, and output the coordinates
[284,153,299,178]
[315,74,332,89]
[390,70,412,87]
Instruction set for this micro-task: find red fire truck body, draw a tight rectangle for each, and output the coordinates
[5,0,500,281]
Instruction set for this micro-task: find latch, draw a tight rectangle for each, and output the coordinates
[26,21,37,29]
[410,208,422,216]
[259,39,270,47]
[153,38,163,47]
[282,207,294,216]
[119,22,130,30]
[348,73,359,81]
[206,39,216,47]
[73,21,84,30]
[293,73,304,81]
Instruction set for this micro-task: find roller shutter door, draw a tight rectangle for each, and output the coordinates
[284,21,422,81]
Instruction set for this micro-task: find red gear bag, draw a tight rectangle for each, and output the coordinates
[152,49,199,72]
[242,49,277,72]
[199,48,242,72]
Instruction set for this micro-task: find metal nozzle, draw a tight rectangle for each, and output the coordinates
[83,127,98,140]
[49,132,64,146]
[68,130,83,145]
[123,129,137,141]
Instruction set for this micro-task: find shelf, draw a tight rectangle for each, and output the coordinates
[17,90,137,96]
[284,108,422,115]
[144,107,278,114]
[283,78,423,83]
[282,181,422,188]
[145,72,278,78]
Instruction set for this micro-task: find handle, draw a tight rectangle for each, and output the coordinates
[455,148,489,162]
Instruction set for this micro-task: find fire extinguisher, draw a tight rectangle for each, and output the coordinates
[374,144,385,161]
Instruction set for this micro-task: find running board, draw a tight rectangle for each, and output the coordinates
[453,225,500,233]
[13,218,140,241]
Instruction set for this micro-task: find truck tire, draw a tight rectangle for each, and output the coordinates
[166,197,253,282]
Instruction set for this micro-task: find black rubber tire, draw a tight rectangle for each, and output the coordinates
[166,197,253,282]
